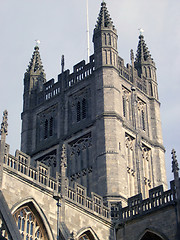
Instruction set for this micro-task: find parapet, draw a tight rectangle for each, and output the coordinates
[2,148,110,221]
[111,183,177,223]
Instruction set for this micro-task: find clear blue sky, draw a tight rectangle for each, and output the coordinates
[0,0,180,184]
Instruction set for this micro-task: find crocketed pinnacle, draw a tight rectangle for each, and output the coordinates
[94,1,115,31]
[26,46,45,75]
[135,34,154,64]
[172,149,179,173]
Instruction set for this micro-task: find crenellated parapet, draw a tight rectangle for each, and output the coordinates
[112,183,177,223]
[28,55,95,108]
[2,148,111,221]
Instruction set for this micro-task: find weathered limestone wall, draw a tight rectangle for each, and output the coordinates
[116,206,177,240]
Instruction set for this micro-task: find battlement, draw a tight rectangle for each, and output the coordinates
[1,146,179,223]
[29,54,149,109]
[118,56,147,94]
[34,55,95,106]
[2,148,111,220]
[111,183,177,223]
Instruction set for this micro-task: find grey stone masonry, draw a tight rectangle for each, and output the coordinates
[21,1,167,205]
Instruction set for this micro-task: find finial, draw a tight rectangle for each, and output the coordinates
[172,149,179,173]
[0,110,8,136]
[61,55,65,73]
[34,39,40,50]
[138,28,144,36]
[35,39,40,46]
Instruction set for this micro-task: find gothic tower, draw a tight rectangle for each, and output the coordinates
[20,2,167,206]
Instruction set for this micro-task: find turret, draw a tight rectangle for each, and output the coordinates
[21,45,46,154]
[135,32,158,99]
[23,45,46,111]
[93,1,118,69]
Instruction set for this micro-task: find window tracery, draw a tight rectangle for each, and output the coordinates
[13,206,48,240]
[37,105,57,144]
[68,133,92,193]
[69,88,90,126]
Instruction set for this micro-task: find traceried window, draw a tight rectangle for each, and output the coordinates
[13,206,48,240]
[79,235,90,240]
[78,230,95,240]
[43,117,54,139]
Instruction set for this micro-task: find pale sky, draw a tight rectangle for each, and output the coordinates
[0,0,180,184]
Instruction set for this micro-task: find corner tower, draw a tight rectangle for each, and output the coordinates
[21,45,46,154]
[135,33,158,99]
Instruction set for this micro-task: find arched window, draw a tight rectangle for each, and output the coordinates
[104,33,107,45]
[140,231,165,240]
[78,230,96,240]
[107,33,111,45]
[148,67,152,78]
[13,205,48,240]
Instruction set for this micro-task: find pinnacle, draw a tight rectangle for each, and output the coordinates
[135,34,154,64]
[94,1,115,31]
[26,45,45,75]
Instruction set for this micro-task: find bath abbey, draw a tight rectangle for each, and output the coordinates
[0,2,180,240]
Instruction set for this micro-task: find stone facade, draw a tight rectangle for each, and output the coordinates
[0,2,179,240]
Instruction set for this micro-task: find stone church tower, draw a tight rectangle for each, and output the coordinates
[21,2,167,206]
[1,2,180,240]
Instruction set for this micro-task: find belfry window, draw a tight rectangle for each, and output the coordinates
[76,99,87,122]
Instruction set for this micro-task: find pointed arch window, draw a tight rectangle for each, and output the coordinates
[140,231,164,240]
[13,205,48,240]
[107,33,111,45]
[78,232,95,240]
